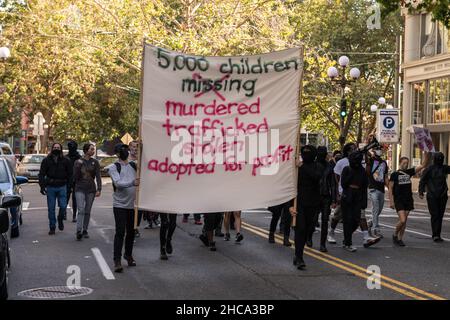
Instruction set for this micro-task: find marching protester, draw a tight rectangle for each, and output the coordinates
[38,142,73,235]
[268,201,291,246]
[314,146,337,252]
[200,213,223,251]
[419,152,450,242]
[67,140,81,222]
[340,151,369,252]
[183,213,202,225]
[223,211,244,242]
[389,154,430,246]
[366,147,389,238]
[331,142,380,249]
[73,143,102,241]
[289,145,322,270]
[107,143,139,272]
[160,213,177,260]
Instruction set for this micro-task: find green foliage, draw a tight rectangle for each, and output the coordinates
[1,0,402,149]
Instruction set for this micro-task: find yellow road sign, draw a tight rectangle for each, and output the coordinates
[121,133,134,145]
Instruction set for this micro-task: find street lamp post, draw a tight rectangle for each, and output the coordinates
[327,56,361,148]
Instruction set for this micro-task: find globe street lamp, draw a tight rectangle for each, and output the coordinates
[0,46,10,60]
[327,55,361,146]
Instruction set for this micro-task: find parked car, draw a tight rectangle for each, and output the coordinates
[0,142,16,174]
[0,195,23,300]
[16,154,47,181]
[98,156,118,177]
[0,158,28,238]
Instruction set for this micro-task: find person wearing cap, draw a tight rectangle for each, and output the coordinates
[107,143,139,273]
[419,152,450,242]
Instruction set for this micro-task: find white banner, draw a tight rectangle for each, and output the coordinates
[377,109,400,143]
[413,126,435,152]
[138,44,302,213]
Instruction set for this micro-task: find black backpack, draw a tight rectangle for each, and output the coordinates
[111,161,137,192]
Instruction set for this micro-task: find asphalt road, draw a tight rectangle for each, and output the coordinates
[6,180,450,300]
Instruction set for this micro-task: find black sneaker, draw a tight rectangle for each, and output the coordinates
[392,234,399,245]
[224,233,230,241]
[199,234,209,247]
[57,217,64,231]
[397,239,406,247]
[210,241,217,251]
[124,255,136,267]
[306,239,313,248]
[268,233,275,244]
[166,239,173,254]
[82,230,89,239]
[76,231,83,241]
[114,261,123,273]
[297,257,306,270]
[160,247,168,260]
[283,238,292,247]
[235,233,244,243]
[215,231,224,237]
[319,245,328,253]
[49,228,56,235]
[433,236,444,243]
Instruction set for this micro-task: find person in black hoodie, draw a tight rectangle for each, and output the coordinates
[340,151,368,252]
[313,146,337,253]
[289,145,322,270]
[419,152,450,242]
[67,140,81,222]
[38,142,73,235]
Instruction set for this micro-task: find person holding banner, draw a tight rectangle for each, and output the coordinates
[289,145,322,270]
[419,152,450,243]
[107,143,139,273]
[389,154,430,246]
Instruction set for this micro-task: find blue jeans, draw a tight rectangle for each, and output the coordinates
[46,186,67,229]
[369,189,385,231]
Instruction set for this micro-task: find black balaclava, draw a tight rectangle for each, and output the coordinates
[348,151,363,169]
[67,140,79,157]
[433,152,445,166]
[301,145,317,164]
[115,143,130,161]
[317,146,328,163]
[343,143,356,158]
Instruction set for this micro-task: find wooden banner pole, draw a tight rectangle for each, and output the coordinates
[134,39,147,230]
[292,46,305,228]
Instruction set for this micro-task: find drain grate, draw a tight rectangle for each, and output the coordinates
[17,286,93,299]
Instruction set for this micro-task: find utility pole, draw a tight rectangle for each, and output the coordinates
[393,35,401,171]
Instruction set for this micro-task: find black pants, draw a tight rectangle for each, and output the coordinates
[160,213,177,249]
[204,213,222,232]
[268,203,291,238]
[294,205,319,259]
[183,213,201,221]
[319,197,332,246]
[113,207,135,261]
[427,195,448,238]
[341,191,362,246]
[67,188,78,219]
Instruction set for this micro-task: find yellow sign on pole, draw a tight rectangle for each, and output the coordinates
[121,133,134,145]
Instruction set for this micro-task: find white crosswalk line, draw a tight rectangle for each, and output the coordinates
[91,247,115,280]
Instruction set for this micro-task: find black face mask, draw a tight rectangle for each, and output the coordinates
[119,149,129,161]
[434,152,445,166]
[348,151,363,169]
[51,149,62,157]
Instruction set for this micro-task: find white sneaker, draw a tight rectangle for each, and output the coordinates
[327,231,336,244]
[343,245,357,252]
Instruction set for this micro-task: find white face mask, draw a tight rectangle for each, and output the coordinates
[375,150,382,157]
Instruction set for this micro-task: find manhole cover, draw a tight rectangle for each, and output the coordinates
[17,286,93,299]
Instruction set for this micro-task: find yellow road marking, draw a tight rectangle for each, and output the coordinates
[242,222,446,300]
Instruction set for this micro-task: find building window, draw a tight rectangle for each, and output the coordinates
[420,14,448,58]
[430,77,450,123]
[412,82,425,124]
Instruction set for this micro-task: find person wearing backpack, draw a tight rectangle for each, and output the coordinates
[107,143,139,273]
[73,143,102,241]
[366,147,389,238]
